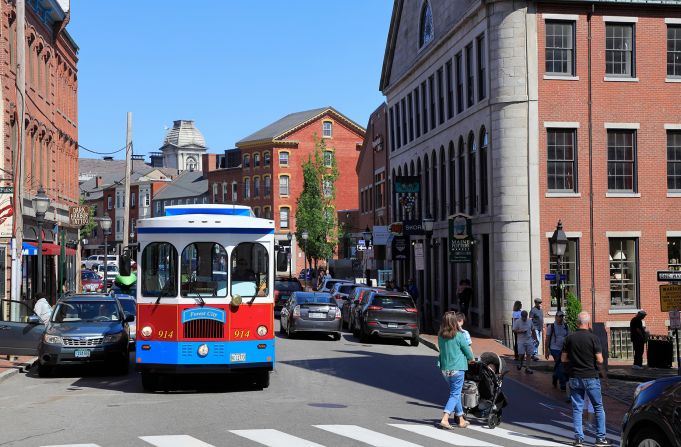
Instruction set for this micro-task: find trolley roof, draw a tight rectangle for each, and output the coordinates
[137,205,274,235]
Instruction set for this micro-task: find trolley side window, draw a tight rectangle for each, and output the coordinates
[141,242,178,297]
[231,242,269,298]
[181,242,228,298]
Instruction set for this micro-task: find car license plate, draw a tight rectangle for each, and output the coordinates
[388,323,398,328]
[74,350,91,358]
[230,353,246,362]
[309,312,325,319]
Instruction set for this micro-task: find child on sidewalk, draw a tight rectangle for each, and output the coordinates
[456,313,472,347]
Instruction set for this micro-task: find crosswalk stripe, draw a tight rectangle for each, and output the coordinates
[552,420,621,442]
[139,435,215,447]
[467,425,567,446]
[390,424,500,447]
[229,429,325,447]
[41,445,100,447]
[315,425,421,447]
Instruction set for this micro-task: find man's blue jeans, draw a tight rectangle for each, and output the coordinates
[569,377,606,441]
[442,370,465,417]
[550,348,566,388]
[533,329,542,356]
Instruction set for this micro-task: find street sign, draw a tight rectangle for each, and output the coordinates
[670,311,681,329]
[544,273,567,281]
[69,205,90,227]
[660,284,681,312]
[658,271,681,282]
[0,186,13,194]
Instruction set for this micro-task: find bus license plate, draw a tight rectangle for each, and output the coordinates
[74,350,91,358]
[230,353,246,362]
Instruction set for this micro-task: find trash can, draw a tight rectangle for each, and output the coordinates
[647,335,673,368]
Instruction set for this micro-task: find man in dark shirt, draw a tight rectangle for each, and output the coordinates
[629,310,646,369]
[561,311,610,447]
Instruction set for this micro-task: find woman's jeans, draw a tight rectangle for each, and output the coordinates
[569,377,606,441]
[442,370,465,416]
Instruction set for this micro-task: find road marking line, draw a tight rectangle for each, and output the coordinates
[42,445,101,447]
[552,420,621,442]
[230,429,325,447]
[515,422,605,444]
[390,424,500,446]
[467,425,567,446]
[139,435,215,447]
[315,425,421,447]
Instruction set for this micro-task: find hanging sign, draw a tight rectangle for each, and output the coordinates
[660,284,681,312]
[394,176,420,194]
[391,236,408,261]
[448,213,473,263]
[414,242,425,271]
[69,206,90,227]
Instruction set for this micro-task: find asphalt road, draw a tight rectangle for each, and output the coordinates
[0,322,622,447]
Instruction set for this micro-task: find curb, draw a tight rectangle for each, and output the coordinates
[419,335,438,352]
[0,358,37,384]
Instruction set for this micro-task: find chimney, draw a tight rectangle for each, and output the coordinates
[95,176,103,188]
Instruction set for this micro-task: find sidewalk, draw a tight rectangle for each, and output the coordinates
[0,355,36,384]
[419,333,633,426]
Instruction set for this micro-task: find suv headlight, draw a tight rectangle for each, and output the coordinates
[43,334,63,345]
[103,332,123,343]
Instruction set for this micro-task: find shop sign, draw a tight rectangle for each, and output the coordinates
[660,284,681,312]
[391,236,408,261]
[69,205,90,227]
[448,213,473,263]
[389,222,403,235]
[403,220,424,236]
[394,176,420,194]
[0,187,13,238]
[372,226,390,245]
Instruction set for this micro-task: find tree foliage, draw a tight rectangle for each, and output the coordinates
[565,290,582,331]
[295,136,339,267]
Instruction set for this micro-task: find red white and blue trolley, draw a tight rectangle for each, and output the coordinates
[135,205,275,390]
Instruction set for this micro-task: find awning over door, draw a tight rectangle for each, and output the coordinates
[24,242,76,256]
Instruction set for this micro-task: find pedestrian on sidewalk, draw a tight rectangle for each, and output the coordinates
[407,278,419,302]
[512,310,536,374]
[545,310,569,390]
[629,310,647,369]
[512,300,522,360]
[456,312,472,347]
[437,311,474,430]
[529,298,544,361]
[456,279,472,319]
[562,311,610,447]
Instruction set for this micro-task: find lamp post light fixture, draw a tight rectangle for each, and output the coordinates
[301,231,309,289]
[550,220,568,311]
[33,186,50,295]
[98,214,112,292]
[287,231,293,279]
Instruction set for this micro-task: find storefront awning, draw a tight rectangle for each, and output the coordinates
[24,242,76,256]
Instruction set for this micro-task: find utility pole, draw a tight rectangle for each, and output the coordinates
[11,0,26,307]
[122,112,132,250]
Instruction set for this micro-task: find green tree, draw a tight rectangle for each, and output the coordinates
[295,136,339,269]
[565,290,582,331]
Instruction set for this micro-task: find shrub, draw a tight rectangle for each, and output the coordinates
[565,290,582,331]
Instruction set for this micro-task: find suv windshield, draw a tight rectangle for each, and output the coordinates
[52,301,120,322]
[372,295,415,309]
[117,299,136,315]
[275,280,302,292]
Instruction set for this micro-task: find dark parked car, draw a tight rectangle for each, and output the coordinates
[621,375,681,447]
[354,291,419,346]
[0,295,133,377]
[280,292,341,340]
[343,286,382,331]
[298,268,317,281]
[115,295,137,346]
[274,277,303,311]
[330,282,360,308]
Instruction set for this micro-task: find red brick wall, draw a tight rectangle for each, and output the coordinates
[357,104,388,232]
[537,4,681,337]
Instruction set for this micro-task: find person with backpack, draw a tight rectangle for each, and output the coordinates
[545,310,569,390]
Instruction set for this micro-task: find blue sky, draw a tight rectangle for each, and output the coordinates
[69,1,392,160]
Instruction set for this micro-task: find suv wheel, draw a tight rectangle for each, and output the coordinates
[410,337,420,347]
[37,364,52,377]
[359,324,370,343]
[629,426,668,447]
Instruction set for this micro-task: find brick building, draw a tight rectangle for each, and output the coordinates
[206,107,365,276]
[379,0,681,355]
[1,0,79,306]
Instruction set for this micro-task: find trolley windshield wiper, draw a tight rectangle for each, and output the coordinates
[155,289,172,305]
[194,296,205,306]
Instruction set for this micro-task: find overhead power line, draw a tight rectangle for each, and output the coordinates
[78,142,130,156]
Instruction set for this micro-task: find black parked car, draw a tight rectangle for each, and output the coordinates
[274,277,303,312]
[0,295,133,377]
[354,291,419,346]
[280,292,342,340]
[621,375,681,447]
[344,286,382,331]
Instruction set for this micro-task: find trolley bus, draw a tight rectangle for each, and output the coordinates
[134,205,275,391]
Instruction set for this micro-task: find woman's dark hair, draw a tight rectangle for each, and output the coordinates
[513,300,522,311]
[438,311,460,339]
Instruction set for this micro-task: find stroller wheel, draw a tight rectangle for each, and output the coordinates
[487,413,500,429]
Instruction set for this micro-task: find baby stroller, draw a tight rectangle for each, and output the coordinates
[461,352,508,428]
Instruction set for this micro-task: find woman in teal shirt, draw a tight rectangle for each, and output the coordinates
[438,311,474,429]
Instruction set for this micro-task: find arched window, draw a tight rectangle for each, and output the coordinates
[264,152,271,166]
[458,137,465,212]
[440,146,446,219]
[212,183,218,202]
[222,182,228,202]
[431,150,438,220]
[231,242,269,298]
[253,152,260,167]
[264,175,271,196]
[391,169,397,222]
[142,242,178,297]
[468,131,477,215]
[279,175,289,196]
[419,1,434,48]
[243,154,250,168]
[416,158,423,220]
[479,127,489,214]
[186,156,197,172]
[323,150,334,167]
[449,141,456,215]
[279,151,289,166]
[423,153,430,218]
[280,206,290,229]
[243,177,250,199]
[253,176,260,197]
[181,242,228,298]
[231,181,238,202]
[323,121,333,138]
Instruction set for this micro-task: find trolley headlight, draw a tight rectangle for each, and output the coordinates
[231,294,242,307]
[43,334,63,345]
[197,344,209,357]
[141,326,153,338]
[257,325,268,337]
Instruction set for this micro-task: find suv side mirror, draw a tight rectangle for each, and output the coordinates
[27,315,42,325]
[124,313,135,323]
[353,299,359,305]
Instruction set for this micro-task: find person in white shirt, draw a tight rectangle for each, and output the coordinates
[32,293,52,324]
[513,310,537,374]
[456,312,472,347]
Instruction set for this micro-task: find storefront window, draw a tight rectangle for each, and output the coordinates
[180,243,228,297]
[231,243,269,298]
[609,238,638,308]
[668,237,681,271]
[141,242,178,297]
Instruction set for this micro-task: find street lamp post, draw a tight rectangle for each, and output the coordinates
[363,226,372,286]
[550,220,568,311]
[301,231,309,289]
[421,214,434,330]
[287,231,293,279]
[98,214,112,292]
[33,186,50,295]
